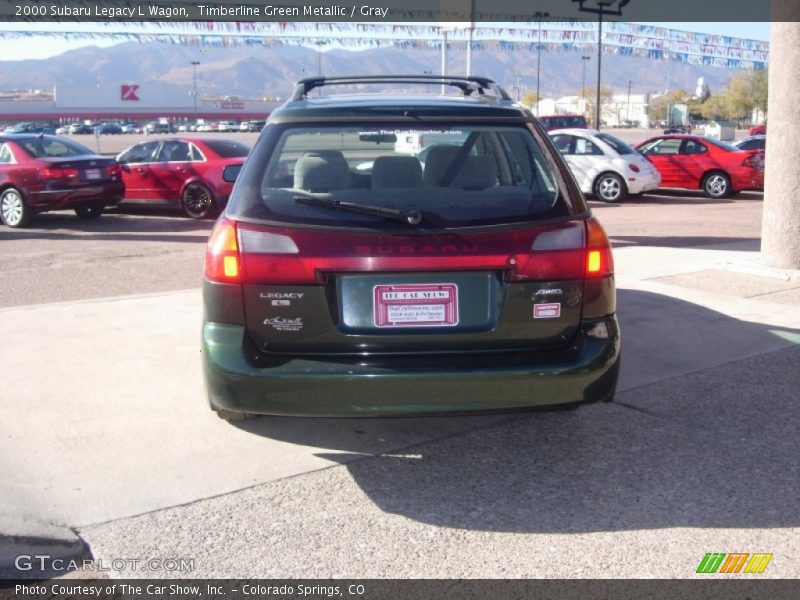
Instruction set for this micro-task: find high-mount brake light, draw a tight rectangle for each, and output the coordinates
[205,218,241,283]
[585,217,614,277]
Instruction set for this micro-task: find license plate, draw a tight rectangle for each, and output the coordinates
[374,283,459,327]
[85,169,102,180]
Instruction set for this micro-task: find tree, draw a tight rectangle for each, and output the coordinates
[694,69,769,124]
[750,69,769,112]
[725,73,758,121]
[646,89,691,125]
[520,90,540,108]
[698,94,730,121]
[578,85,613,127]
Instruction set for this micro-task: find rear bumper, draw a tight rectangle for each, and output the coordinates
[627,173,661,194]
[203,316,621,417]
[28,183,124,211]
[731,168,764,191]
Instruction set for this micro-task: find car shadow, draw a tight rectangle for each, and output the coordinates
[231,288,800,533]
[0,210,213,244]
[590,190,762,208]
[610,236,760,251]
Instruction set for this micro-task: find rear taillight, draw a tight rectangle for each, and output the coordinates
[743,154,764,170]
[208,219,613,286]
[107,165,121,178]
[628,163,641,173]
[205,218,241,283]
[43,167,79,180]
[585,217,614,277]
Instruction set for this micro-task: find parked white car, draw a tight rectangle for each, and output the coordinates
[216,121,237,132]
[549,128,660,202]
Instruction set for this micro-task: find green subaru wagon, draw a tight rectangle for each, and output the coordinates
[202,75,620,419]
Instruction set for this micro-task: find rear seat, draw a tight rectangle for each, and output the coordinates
[274,149,546,220]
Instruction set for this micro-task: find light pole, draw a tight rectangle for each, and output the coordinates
[626,79,632,125]
[573,0,631,130]
[466,0,475,76]
[535,11,549,116]
[315,40,324,76]
[191,61,200,121]
[513,70,527,102]
[581,55,591,115]
[440,28,450,95]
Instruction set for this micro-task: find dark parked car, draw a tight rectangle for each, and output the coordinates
[96,123,123,135]
[0,134,123,227]
[116,137,250,218]
[663,125,691,134]
[733,135,766,152]
[4,122,56,135]
[537,114,588,131]
[202,75,620,420]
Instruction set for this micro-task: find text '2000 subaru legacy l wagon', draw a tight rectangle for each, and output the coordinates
[202,75,620,419]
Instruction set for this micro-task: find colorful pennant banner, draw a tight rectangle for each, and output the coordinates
[2,21,769,70]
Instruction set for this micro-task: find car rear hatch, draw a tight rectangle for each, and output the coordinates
[206,218,612,356]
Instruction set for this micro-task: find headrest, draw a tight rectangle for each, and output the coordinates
[371,156,423,188]
[422,146,461,186]
[450,156,498,190]
[293,150,351,192]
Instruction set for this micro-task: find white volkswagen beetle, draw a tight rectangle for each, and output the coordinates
[550,128,660,202]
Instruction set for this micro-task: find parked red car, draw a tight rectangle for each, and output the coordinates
[116,137,250,218]
[749,124,766,136]
[0,134,123,228]
[635,135,764,198]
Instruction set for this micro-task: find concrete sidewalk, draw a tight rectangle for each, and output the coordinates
[1,240,799,577]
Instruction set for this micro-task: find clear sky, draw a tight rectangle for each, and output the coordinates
[0,21,772,61]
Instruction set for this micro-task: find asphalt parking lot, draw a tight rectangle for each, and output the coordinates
[1,131,799,580]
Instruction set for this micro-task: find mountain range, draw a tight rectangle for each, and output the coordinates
[0,41,738,101]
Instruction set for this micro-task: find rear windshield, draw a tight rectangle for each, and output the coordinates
[227,123,570,229]
[595,133,637,156]
[17,137,93,158]
[204,140,250,158]
[702,137,740,152]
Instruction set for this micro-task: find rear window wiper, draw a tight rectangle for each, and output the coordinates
[293,194,422,225]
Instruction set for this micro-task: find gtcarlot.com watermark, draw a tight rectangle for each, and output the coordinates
[14,554,194,573]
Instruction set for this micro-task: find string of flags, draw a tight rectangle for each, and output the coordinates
[5,21,769,70]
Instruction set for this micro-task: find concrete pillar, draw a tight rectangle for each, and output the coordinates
[761,4,800,269]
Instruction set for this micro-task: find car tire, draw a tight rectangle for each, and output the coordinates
[594,172,627,203]
[181,183,217,219]
[74,205,104,220]
[214,408,259,422]
[0,187,31,228]
[702,171,732,199]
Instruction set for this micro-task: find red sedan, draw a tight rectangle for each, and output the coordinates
[116,138,249,218]
[0,134,123,228]
[636,135,764,198]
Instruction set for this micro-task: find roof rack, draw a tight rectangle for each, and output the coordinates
[290,75,513,102]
